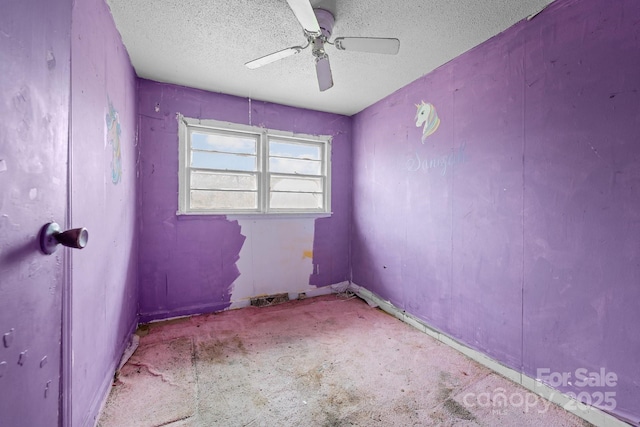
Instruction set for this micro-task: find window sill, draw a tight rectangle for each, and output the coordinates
[176,211,333,220]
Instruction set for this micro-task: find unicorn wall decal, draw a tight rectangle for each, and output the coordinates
[415,101,440,143]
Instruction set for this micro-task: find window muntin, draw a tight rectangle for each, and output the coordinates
[178,117,331,215]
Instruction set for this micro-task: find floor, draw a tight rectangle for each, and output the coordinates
[98,294,591,427]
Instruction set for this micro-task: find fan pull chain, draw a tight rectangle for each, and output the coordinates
[248,97,252,125]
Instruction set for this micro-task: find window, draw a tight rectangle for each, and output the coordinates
[178,116,331,215]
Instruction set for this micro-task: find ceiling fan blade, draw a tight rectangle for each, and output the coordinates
[334,37,400,55]
[286,0,321,35]
[245,46,304,69]
[315,55,333,92]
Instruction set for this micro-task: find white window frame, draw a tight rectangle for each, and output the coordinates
[178,115,332,216]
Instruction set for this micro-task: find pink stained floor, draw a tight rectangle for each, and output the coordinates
[97,294,591,427]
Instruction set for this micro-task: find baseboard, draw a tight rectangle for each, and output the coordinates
[352,284,630,427]
[229,283,344,310]
[139,300,232,323]
[140,283,345,323]
[90,317,139,427]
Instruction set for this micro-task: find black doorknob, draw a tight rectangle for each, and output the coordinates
[39,222,89,255]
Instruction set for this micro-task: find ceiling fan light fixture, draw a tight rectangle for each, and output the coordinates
[311,37,327,58]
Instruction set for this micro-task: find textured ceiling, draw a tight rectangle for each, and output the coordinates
[106,0,554,116]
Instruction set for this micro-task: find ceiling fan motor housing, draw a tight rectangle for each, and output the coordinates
[314,9,335,39]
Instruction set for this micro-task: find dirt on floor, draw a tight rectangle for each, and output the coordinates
[98,294,592,427]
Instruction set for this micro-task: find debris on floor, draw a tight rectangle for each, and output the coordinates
[250,293,290,307]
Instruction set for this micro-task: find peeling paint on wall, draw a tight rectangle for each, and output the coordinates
[137,80,352,320]
[229,218,315,309]
[3,329,14,348]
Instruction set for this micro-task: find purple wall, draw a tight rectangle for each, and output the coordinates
[137,80,351,322]
[352,0,640,423]
[71,0,138,425]
[0,0,71,425]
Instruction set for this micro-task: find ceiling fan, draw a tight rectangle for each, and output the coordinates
[245,0,400,92]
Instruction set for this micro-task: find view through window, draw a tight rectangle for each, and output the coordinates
[178,117,331,215]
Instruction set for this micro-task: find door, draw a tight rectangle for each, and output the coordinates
[0,0,72,426]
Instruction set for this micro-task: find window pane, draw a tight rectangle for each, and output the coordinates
[269,157,321,175]
[270,175,322,192]
[191,151,256,171]
[180,119,331,214]
[191,131,256,154]
[270,192,323,210]
[269,140,321,160]
[191,171,257,191]
[190,190,257,210]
